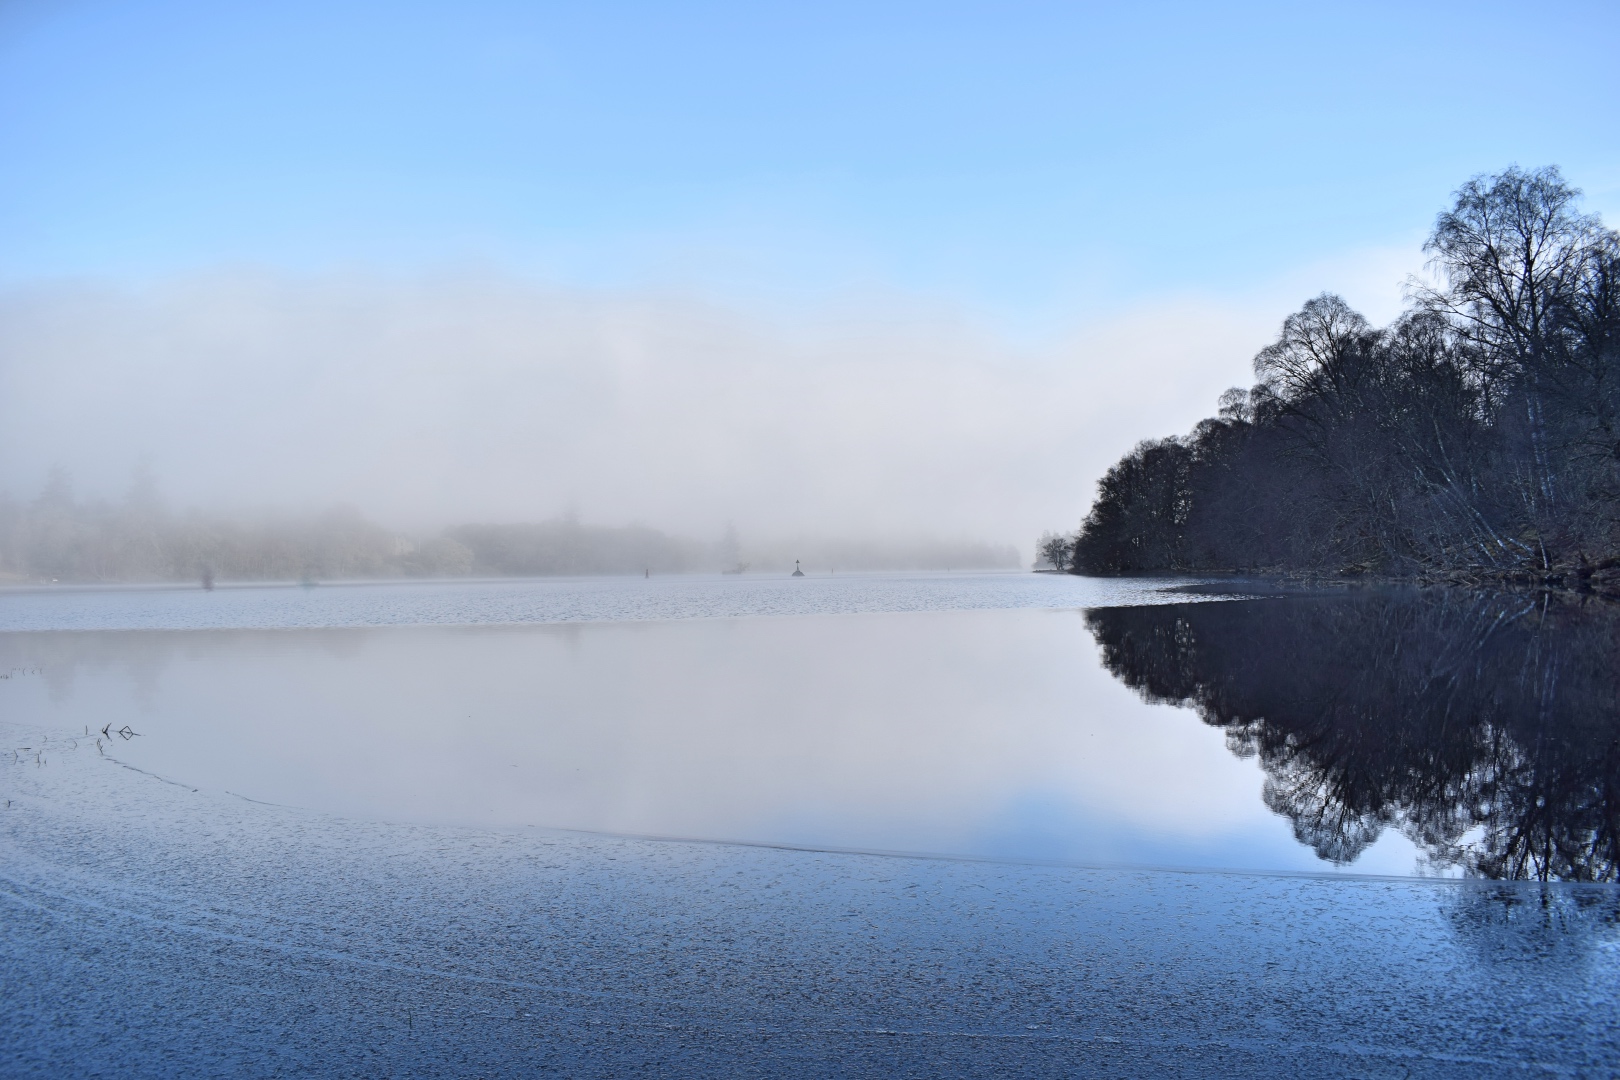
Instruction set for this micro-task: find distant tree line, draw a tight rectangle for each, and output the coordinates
[0,474,1019,583]
[0,471,474,583]
[446,521,708,577]
[1064,167,1620,586]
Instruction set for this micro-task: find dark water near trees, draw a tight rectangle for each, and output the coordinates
[1089,588,1620,881]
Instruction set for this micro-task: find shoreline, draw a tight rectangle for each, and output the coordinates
[1056,566,1620,601]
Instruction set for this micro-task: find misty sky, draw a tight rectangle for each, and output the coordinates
[2,1,1617,551]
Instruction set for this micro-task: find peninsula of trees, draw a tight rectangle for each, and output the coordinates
[1055,168,1620,589]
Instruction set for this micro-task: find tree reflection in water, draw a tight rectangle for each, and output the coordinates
[1086,590,1620,881]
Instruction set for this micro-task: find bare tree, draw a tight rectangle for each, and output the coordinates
[1035,531,1074,571]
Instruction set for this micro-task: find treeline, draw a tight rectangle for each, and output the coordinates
[0,473,470,583]
[1061,167,1620,585]
[447,522,708,577]
[0,492,716,583]
[0,475,1018,583]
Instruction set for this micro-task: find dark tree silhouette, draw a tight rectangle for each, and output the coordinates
[1036,530,1075,571]
[1068,168,1620,583]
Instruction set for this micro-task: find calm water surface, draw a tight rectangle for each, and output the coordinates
[9,572,1610,879]
[7,573,1314,869]
[5,572,1619,1077]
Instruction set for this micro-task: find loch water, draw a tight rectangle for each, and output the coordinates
[2,572,1616,1077]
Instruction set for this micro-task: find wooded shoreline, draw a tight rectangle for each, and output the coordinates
[1044,167,1620,586]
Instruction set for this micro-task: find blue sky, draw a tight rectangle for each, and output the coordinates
[1,1,1617,542]
[5,0,1616,320]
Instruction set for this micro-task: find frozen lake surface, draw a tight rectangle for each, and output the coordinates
[2,573,1616,1076]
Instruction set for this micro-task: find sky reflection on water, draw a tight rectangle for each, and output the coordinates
[0,573,1438,876]
[8,576,1612,879]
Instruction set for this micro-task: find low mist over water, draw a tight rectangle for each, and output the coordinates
[0,274,1272,567]
[0,485,1021,584]
[8,575,1614,881]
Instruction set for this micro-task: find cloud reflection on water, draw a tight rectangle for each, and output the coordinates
[17,579,1590,879]
[0,602,1412,873]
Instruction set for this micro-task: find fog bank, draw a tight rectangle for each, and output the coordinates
[0,269,1351,558]
[0,487,1019,583]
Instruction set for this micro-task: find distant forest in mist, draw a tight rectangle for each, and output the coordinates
[0,472,1018,584]
[1046,167,1620,589]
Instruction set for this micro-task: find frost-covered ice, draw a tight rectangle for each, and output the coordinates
[2,720,1618,1078]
